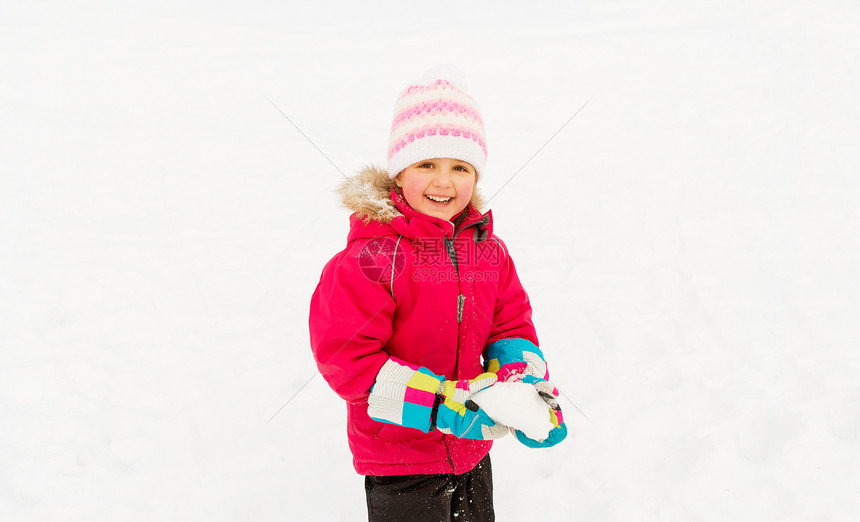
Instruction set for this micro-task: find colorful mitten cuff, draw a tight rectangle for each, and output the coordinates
[485,338,548,382]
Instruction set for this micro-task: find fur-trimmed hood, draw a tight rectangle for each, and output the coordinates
[337,164,485,224]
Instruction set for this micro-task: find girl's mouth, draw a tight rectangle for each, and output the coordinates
[425,194,453,204]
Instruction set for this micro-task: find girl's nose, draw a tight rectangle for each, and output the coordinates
[433,169,453,185]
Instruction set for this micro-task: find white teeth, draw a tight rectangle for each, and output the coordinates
[426,195,452,203]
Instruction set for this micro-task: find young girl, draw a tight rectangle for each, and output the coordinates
[309,66,567,521]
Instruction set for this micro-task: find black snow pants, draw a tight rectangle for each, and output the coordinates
[364,454,494,522]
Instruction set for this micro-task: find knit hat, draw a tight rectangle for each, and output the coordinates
[386,65,487,179]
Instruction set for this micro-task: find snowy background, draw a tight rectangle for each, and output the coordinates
[2,0,859,520]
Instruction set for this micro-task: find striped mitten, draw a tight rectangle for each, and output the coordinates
[486,339,568,448]
[512,374,568,448]
[368,357,508,440]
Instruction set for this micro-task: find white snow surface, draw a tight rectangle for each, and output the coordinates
[472,382,555,441]
[2,1,859,520]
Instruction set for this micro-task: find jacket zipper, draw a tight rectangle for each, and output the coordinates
[443,237,466,324]
[445,441,455,471]
[446,218,485,324]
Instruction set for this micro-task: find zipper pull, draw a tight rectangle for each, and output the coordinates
[444,238,459,272]
[457,294,465,323]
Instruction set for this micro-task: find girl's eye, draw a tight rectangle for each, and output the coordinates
[419,163,433,168]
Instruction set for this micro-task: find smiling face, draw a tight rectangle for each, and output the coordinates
[395,158,477,222]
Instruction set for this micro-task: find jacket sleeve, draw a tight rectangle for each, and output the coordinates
[486,237,539,347]
[309,242,394,404]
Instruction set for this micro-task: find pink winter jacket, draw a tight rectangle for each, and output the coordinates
[309,166,538,476]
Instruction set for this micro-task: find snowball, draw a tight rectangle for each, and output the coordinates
[471,382,554,441]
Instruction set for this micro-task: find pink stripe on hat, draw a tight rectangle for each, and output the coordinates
[388,124,488,160]
[391,100,484,132]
